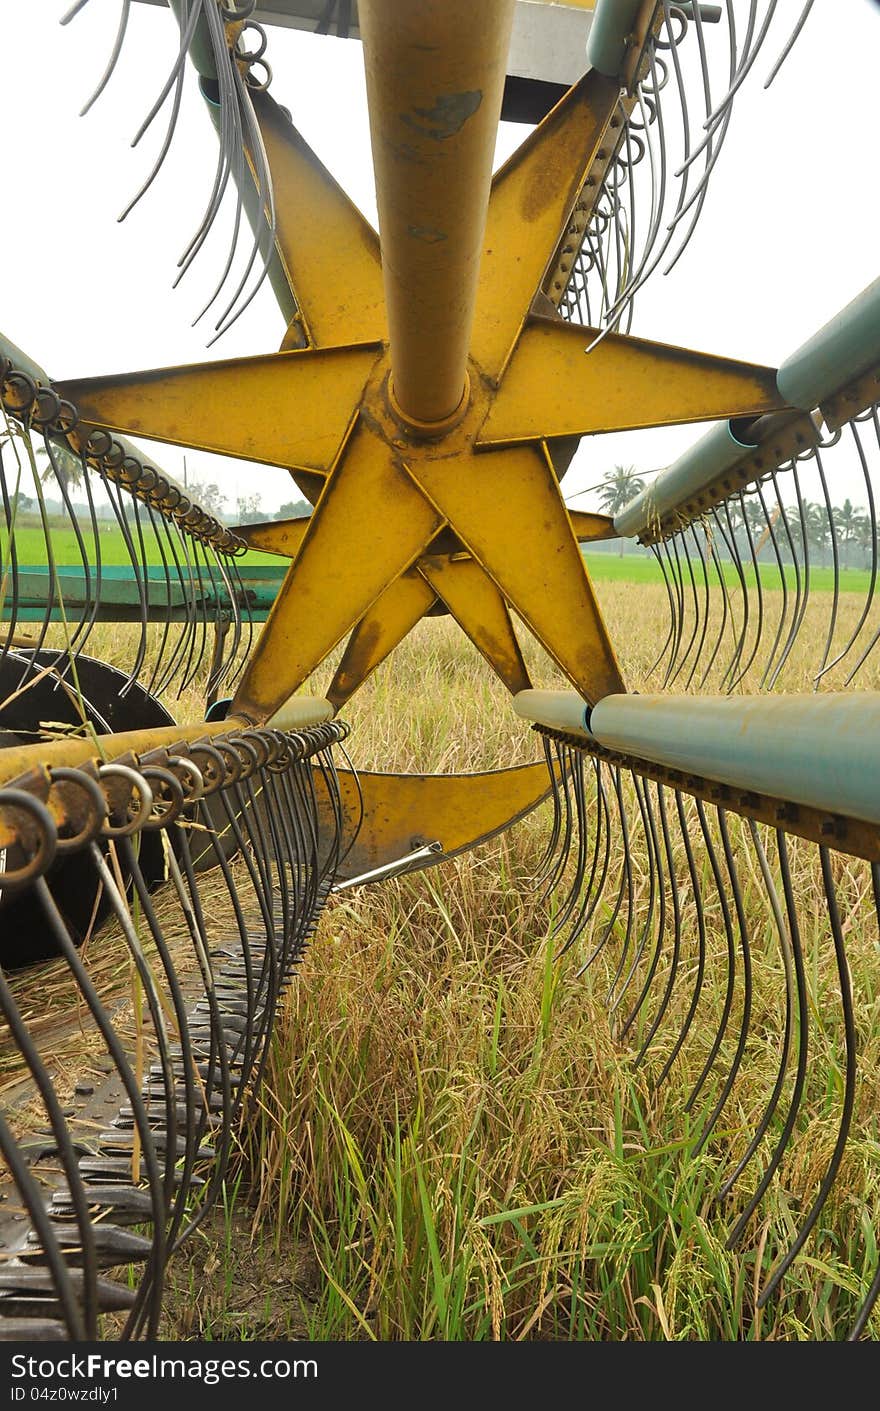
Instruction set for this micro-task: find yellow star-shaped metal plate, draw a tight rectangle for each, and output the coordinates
[58,73,783,724]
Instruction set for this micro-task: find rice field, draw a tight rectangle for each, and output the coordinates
[5,584,880,1340]
[149,586,880,1341]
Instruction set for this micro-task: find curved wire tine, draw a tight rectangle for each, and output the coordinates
[15,435,58,689]
[64,446,103,663]
[0,441,23,667]
[771,458,813,686]
[681,521,712,688]
[33,873,168,1340]
[698,527,732,689]
[225,556,254,691]
[661,537,686,686]
[129,0,202,148]
[757,846,857,1308]
[648,542,677,677]
[38,435,91,677]
[851,877,880,1338]
[812,445,841,682]
[728,490,764,689]
[118,49,187,223]
[539,744,576,907]
[98,844,178,1202]
[550,750,590,937]
[556,755,609,959]
[683,800,737,1116]
[599,770,637,1006]
[654,791,708,1088]
[119,832,199,1251]
[726,828,808,1249]
[534,736,564,885]
[151,512,194,697]
[634,782,681,1065]
[575,763,630,977]
[0,1103,85,1339]
[719,819,793,1204]
[205,59,278,341]
[715,502,750,691]
[675,1,766,170]
[143,500,176,696]
[0,960,98,1337]
[609,772,659,1017]
[691,809,752,1156]
[669,529,703,685]
[79,0,132,117]
[755,475,791,689]
[764,0,815,88]
[119,492,152,695]
[766,466,804,688]
[618,779,668,1040]
[823,412,878,684]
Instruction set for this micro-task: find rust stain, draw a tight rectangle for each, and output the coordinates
[400,90,483,142]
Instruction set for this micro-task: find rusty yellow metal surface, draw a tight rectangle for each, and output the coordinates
[250,91,387,351]
[327,570,437,710]
[473,70,619,380]
[313,759,556,882]
[232,420,444,721]
[235,516,311,558]
[569,510,617,541]
[406,442,625,702]
[478,316,786,443]
[58,342,381,472]
[0,717,248,787]
[290,469,329,505]
[358,0,516,423]
[418,555,531,693]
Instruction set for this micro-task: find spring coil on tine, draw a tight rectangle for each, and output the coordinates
[97,762,155,838]
[47,767,109,851]
[0,788,58,892]
[0,356,244,554]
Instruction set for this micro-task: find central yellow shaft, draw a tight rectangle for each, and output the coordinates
[358,0,515,427]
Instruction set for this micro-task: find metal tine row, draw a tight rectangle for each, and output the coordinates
[63,0,277,345]
[0,719,350,1341]
[560,2,814,338]
[650,402,880,692]
[0,375,252,706]
[538,739,879,1336]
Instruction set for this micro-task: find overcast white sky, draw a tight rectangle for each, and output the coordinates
[2,1,879,515]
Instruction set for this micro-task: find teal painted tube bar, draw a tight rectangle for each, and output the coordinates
[613,418,757,539]
[777,276,880,412]
[514,689,880,827]
[513,689,592,736]
[590,692,880,827]
[586,0,644,78]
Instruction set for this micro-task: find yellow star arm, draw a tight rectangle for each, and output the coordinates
[249,91,387,351]
[418,555,532,694]
[326,570,437,711]
[569,510,617,541]
[233,516,311,558]
[472,69,620,380]
[478,316,785,444]
[231,421,444,721]
[404,443,625,704]
[314,761,558,882]
[57,342,382,472]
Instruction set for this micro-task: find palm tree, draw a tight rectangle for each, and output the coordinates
[37,440,84,495]
[597,464,645,516]
[835,498,863,570]
[597,465,645,554]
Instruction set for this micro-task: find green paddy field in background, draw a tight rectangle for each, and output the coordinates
[5,520,873,593]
